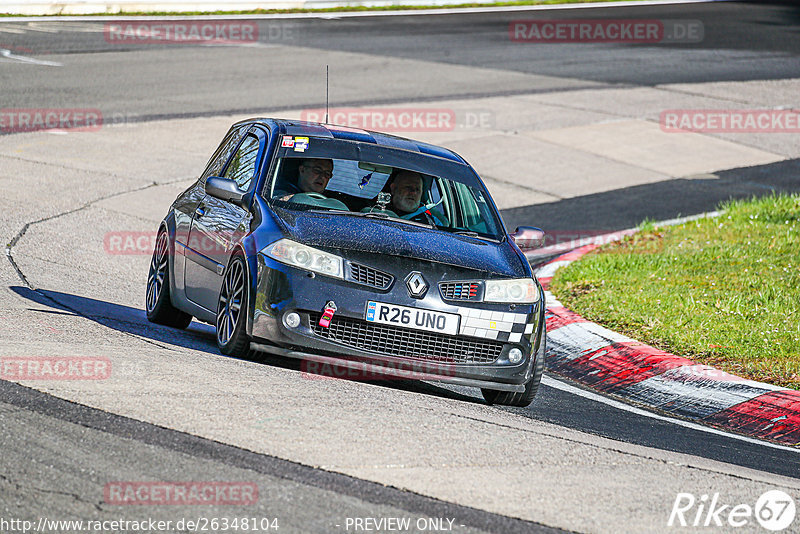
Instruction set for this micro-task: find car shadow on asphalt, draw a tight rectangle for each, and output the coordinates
[257,349,483,403]
[10,285,484,404]
[11,285,225,356]
[501,158,800,235]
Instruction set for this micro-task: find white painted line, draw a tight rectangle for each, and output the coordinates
[16,22,60,33]
[662,364,786,392]
[0,48,62,66]
[543,290,562,307]
[541,374,800,453]
[534,260,572,279]
[619,371,777,419]
[0,0,732,22]
[0,25,28,34]
[548,321,633,355]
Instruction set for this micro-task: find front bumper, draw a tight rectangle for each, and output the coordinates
[250,253,545,390]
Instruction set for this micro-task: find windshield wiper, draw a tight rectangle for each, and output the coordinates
[344,211,435,229]
[446,229,499,242]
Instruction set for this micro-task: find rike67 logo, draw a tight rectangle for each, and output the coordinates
[668,490,796,531]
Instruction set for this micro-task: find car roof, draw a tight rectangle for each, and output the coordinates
[238,118,467,165]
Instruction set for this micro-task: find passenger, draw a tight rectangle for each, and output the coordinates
[388,170,444,226]
[275,158,333,199]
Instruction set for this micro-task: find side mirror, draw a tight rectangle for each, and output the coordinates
[205,176,247,209]
[509,226,546,250]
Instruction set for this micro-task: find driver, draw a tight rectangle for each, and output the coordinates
[275,158,333,198]
[389,170,441,225]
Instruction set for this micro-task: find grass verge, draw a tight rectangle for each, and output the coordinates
[0,0,664,17]
[550,193,800,390]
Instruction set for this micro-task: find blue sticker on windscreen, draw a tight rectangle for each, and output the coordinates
[359,172,373,190]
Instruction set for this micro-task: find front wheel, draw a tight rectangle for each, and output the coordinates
[216,253,251,358]
[146,228,192,329]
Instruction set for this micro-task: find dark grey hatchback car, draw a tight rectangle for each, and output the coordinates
[146,118,546,406]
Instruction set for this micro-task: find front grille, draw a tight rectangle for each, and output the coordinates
[439,281,480,301]
[309,312,502,364]
[348,263,393,290]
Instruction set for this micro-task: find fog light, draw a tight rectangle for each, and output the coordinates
[508,347,524,364]
[283,312,301,329]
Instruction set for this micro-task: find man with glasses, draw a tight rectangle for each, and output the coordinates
[275,158,333,199]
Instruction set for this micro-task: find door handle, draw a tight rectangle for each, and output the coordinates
[195,205,207,218]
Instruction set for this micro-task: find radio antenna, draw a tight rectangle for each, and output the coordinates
[324,65,329,124]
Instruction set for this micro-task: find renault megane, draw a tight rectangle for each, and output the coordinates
[146,118,546,406]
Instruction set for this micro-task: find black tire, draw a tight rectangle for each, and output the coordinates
[216,252,251,358]
[482,335,546,407]
[146,228,192,329]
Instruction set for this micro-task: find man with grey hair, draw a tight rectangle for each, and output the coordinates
[389,169,445,226]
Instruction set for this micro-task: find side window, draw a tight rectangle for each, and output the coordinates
[455,182,480,226]
[453,182,495,235]
[201,126,247,180]
[224,134,260,191]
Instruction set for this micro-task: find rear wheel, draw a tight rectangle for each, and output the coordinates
[482,335,545,407]
[216,253,251,358]
[146,228,192,329]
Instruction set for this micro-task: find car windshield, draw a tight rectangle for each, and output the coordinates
[265,137,504,240]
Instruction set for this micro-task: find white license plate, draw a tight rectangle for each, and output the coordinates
[365,301,460,335]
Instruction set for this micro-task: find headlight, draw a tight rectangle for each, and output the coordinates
[263,239,343,279]
[484,278,539,304]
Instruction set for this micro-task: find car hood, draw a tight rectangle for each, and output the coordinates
[274,208,527,277]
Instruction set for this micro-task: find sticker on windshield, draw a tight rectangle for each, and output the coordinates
[359,172,373,189]
[294,136,309,152]
[281,136,294,148]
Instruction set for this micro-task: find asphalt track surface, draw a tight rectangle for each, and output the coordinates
[3,1,800,532]
[2,2,800,120]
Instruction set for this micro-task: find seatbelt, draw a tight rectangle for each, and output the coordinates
[400,199,445,225]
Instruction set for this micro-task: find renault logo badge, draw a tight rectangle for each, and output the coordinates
[405,272,428,298]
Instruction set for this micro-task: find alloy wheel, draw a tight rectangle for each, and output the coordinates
[146,231,169,313]
[217,259,245,345]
